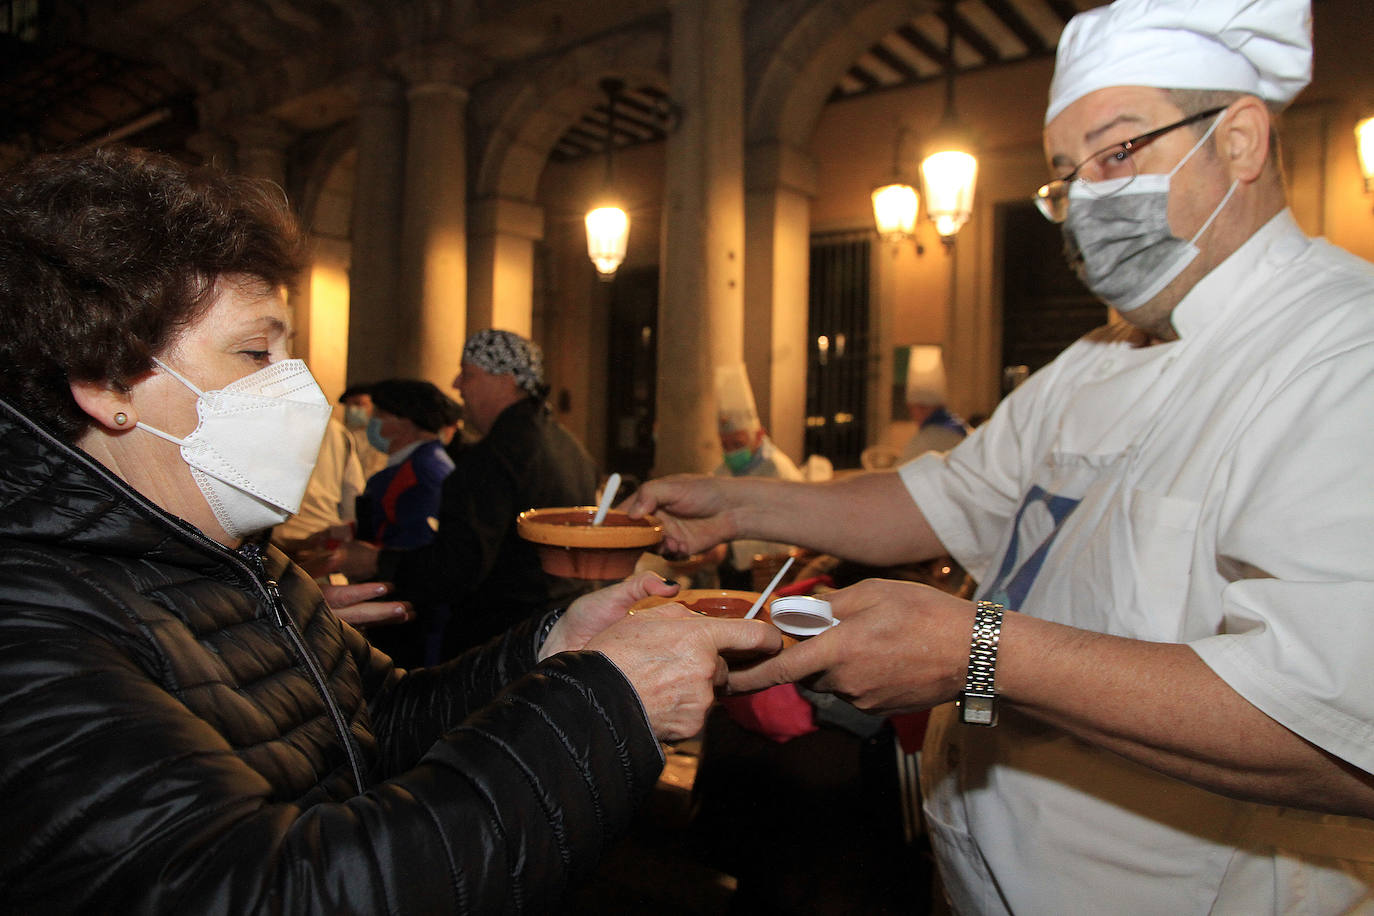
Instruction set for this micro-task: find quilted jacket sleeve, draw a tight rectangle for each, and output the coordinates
[300,645,665,915]
[0,575,664,914]
[347,606,561,776]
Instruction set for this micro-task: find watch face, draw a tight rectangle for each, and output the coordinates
[960,693,997,727]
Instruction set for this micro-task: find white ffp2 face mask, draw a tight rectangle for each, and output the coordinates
[136,358,332,539]
[1062,113,1237,313]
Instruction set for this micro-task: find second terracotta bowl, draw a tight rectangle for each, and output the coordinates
[517,506,665,580]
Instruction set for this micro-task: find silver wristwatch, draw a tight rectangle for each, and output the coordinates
[958,600,1004,727]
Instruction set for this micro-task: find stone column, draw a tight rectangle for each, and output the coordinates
[744,140,817,463]
[348,73,407,384]
[656,0,747,476]
[468,195,544,337]
[397,48,473,389]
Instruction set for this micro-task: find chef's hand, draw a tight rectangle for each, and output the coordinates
[620,474,737,558]
[587,602,783,742]
[727,578,974,717]
[539,570,683,658]
[321,581,414,628]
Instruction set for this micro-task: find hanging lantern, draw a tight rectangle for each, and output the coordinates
[585,78,629,281]
[921,148,978,240]
[871,182,920,242]
[585,205,630,280]
[921,2,978,247]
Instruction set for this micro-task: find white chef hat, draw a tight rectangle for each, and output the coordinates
[715,363,761,435]
[905,345,948,407]
[1046,0,1312,125]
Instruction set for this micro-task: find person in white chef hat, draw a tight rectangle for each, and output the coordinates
[712,363,804,586]
[898,345,971,462]
[625,1,1374,912]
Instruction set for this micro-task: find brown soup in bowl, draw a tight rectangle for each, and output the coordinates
[683,594,756,618]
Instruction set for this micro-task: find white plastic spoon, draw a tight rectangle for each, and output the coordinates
[592,472,622,526]
[744,555,795,620]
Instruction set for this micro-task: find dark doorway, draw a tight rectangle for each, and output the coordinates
[605,266,659,485]
[805,233,871,470]
[998,202,1104,391]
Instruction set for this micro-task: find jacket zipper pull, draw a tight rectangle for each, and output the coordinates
[240,542,289,628]
[262,576,289,628]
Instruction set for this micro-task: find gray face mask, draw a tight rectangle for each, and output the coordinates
[1063,114,1236,313]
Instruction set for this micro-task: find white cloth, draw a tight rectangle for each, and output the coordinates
[714,436,804,570]
[901,210,1374,914]
[1046,0,1313,124]
[272,419,366,546]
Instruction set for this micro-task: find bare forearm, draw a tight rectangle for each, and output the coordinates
[728,472,945,566]
[999,613,1374,818]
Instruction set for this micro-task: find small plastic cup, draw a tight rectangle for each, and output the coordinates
[768,595,838,638]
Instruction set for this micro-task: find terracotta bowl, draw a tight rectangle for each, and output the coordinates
[631,588,796,647]
[517,506,665,580]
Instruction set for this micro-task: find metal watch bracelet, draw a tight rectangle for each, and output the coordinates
[958,600,1004,727]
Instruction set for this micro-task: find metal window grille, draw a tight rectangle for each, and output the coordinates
[806,233,871,469]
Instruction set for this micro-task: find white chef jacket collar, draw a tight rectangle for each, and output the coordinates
[1170,209,1308,340]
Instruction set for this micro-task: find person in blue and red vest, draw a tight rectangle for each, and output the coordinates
[350,379,458,666]
[356,378,457,551]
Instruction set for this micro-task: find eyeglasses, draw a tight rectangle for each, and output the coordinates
[1033,106,1227,223]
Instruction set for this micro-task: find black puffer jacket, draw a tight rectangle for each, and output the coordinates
[0,397,664,914]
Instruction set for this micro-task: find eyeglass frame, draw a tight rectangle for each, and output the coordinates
[1033,105,1229,223]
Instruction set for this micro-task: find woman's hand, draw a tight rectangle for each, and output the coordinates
[587,603,783,742]
[726,578,973,716]
[320,581,414,629]
[619,474,737,557]
[538,569,783,741]
[539,570,682,659]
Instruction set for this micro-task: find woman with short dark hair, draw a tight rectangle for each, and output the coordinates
[0,146,778,913]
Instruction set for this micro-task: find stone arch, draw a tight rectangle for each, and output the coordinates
[297,122,357,237]
[462,21,670,354]
[469,24,671,203]
[746,0,936,150]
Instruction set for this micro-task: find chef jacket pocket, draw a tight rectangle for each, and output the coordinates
[922,798,1005,916]
[1124,490,1201,640]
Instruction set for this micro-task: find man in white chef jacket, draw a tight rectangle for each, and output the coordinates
[625,0,1374,911]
